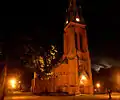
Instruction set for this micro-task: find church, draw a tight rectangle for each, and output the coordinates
[31,0,93,95]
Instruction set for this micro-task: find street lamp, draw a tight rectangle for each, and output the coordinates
[10,79,16,84]
[96,83,100,88]
[96,82,101,93]
[9,78,17,89]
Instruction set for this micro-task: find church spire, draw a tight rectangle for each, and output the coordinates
[65,0,85,25]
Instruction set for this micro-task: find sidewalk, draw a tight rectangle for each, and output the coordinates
[75,94,94,96]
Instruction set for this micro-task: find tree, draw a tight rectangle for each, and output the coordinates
[21,44,58,74]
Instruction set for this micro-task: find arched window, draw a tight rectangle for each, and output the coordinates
[79,34,84,52]
[75,33,78,50]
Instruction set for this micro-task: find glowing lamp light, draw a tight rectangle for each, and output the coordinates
[9,78,17,89]
[96,83,100,88]
[76,17,80,22]
[10,79,16,85]
[81,75,87,81]
[11,84,16,88]
[66,20,68,24]
[94,89,97,91]
[19,81,21,84]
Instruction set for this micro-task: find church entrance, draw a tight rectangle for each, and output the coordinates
[80,85,84,94]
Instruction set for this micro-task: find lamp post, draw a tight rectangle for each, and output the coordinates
[96,83,100,93]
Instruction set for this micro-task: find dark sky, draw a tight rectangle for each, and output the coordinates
[0,0,120,66]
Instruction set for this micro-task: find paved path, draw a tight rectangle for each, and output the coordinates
[4,92,120,100]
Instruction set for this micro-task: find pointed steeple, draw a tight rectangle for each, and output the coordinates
[65,0,85,25]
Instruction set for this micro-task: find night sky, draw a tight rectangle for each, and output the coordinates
[0,0,120,68]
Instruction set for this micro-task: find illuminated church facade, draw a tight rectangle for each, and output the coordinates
[31,0,93,95]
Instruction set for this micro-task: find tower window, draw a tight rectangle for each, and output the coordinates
[75,33,78,50]
[79,34,84,52]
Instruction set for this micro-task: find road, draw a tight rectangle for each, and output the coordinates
[4,92,120,100]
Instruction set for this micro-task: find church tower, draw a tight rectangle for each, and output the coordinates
[31,0,93,95]
[63,0,93,94]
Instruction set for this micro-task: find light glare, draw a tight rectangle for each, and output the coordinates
[10,79,16,85]
[81,75,87,80]
[96,83,100,88]
[9,78,17,89]
[76,18,80,22]
[66,20,68,24]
